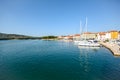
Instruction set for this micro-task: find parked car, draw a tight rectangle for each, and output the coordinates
[116,40,120,45]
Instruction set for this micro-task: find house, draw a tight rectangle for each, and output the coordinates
[118,31,120,40]
[81,32,97,40]
[73,34,80,41]
[105,30,119,40]
[58,36,65,40]
[110,30,118,39]
[105,31,111,39]
[63,35,73,40]
[97,32,106,41]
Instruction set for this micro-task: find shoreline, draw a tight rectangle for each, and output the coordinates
[100,42,120,56]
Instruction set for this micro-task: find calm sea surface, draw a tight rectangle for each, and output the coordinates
[0,40,120,80]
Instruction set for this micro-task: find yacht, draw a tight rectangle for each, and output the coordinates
[78,40,100,47]
[76,17,100,47]
[74,21,84,45]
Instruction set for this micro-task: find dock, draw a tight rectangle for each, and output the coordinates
[100,42,120,56]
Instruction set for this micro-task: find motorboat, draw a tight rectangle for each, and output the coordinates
[78,40,100,47]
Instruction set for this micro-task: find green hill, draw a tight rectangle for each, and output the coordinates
[0,33,41,40]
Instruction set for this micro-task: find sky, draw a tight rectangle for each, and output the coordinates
[0,0,120,36]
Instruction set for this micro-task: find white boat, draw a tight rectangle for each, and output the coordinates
[74,40,81,44]
[74,21,84,45]
[77,17,100,47]
[78,45,100,49]
[74,39,84,45]
[78,40,100,47]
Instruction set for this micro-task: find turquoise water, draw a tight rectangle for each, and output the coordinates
[0,40,120,80]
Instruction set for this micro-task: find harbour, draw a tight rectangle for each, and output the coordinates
[0,40,120,80]
[1,0,120,80]
[100,42,120,56]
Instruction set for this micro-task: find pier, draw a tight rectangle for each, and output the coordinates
[100,42,120,56]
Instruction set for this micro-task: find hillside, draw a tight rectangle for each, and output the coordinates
[0,33,41,40]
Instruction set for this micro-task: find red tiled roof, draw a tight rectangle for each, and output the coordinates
[83,32,92,34]
[98,32,106,35]
[108,30,118,32]
[74,34,80,36]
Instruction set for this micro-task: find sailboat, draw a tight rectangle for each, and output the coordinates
[77,17,100,47]
[78,39,100,47]
[74,20,83,44]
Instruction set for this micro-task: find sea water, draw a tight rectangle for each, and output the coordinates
[0,40,120,80]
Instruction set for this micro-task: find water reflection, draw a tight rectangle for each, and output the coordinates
[78,46,100,72]
[78,46,89,72]
[78,46,100,49]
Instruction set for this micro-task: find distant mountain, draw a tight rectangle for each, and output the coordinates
[0,33,41,40]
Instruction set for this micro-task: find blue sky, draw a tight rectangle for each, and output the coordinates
[0,0,120,36]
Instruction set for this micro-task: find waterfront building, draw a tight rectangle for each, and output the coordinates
[58,36,65,40]
[105,31,111,39]
[105,30,119,40]
[73,34,80,41]
[110,30,118,39]
[118,31,120,40]
[81,32,97,40]
[63,35,73,40]
[97,32,106,41]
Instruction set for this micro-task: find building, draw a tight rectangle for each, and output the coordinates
[81,32,97,40]
[58,36,65,40]
[118,31,120,40]
[63,35,73,40]
[105,31,111,39]
[105,30,119,40]
[73,34,80,41]
[97,32,106,41]
[110,30,119,39]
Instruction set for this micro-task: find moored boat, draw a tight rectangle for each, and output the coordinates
[78,40,100,47]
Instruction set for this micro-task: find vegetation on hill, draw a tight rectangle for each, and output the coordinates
[41,36,58,40]
[0,33,58,40]
[0,33,41,40]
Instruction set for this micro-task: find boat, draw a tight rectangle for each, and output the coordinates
[78,45,100,49]
[74,39,84,45]
[74,21,84,45]
[78,40,100,47]
[77,17,100,47]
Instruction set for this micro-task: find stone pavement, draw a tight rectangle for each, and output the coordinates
[100,42,120,56]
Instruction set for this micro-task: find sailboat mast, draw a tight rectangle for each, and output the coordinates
[85,17,87,40]
[85,17,87,33]
[80,21,82,34]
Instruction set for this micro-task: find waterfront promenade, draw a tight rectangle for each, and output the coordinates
[100,42,120,56]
